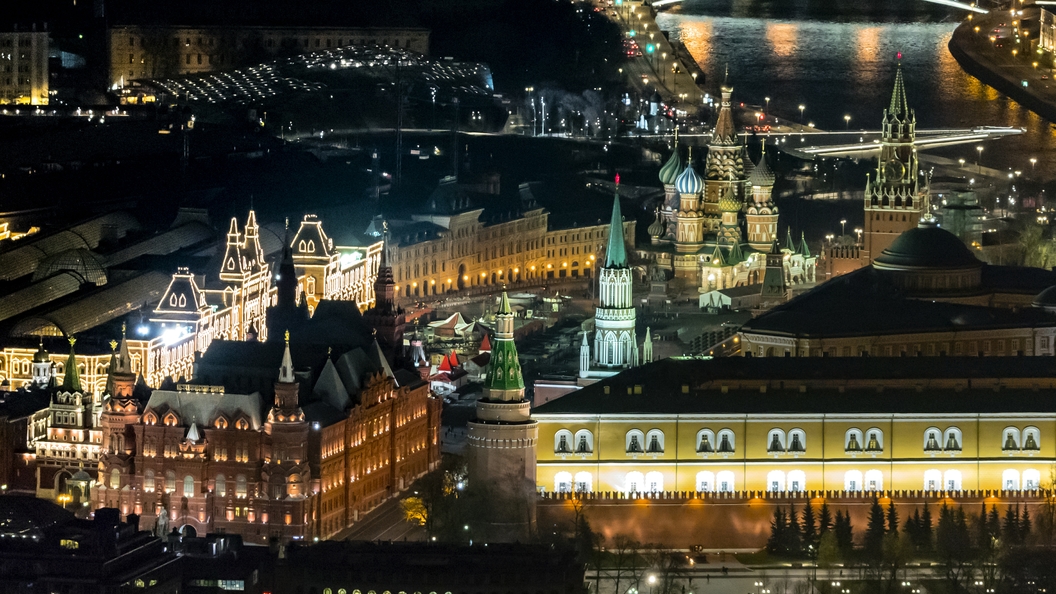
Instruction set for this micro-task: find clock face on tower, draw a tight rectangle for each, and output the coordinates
[884,159,906,182]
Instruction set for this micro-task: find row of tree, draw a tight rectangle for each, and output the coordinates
[767,499,1038,561]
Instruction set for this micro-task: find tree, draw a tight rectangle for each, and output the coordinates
[611,535,641,594]
[834,511,854,558]
[1004,505,1021,545]
[936,504,973,592]
[886,500,900,535]
[784,503,803,556]
[865,497,887,559]
[817,531,839,569]
[987,505,1002,542]
[767,507,789,555]
[802,503,818,550]
[1021,509,1033,543]
[921,501,934,553]
[401,496,428,526]
[818,502,833,535]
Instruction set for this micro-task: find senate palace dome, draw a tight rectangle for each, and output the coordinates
[872,219,983,295]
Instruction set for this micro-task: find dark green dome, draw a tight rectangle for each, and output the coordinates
[874,220,980,270]
[1034,285,1056,309]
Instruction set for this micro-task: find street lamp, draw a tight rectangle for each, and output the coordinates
[855,228,863,244]
[765,96,770,116]
[959,158,966,168]
[977,145,984,172]
[1031,157,1037,172]
[841,219,847,236]
[844,114,851,129]
[798,104,805,122]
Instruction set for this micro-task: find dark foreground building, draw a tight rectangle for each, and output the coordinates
[0,497,180,594]
[275,541,587,594]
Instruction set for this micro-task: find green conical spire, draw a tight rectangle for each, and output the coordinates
[785,228,796,252]
[605,181,628,268]
[799,232,811,257]
[498,291,512,315]
[728,241,744,265]
[62,337,81,392]
[889,62,908,117]
[486,291,523,395]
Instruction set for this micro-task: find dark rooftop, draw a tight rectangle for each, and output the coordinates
[533,356,1056,416]
[741,266,1056,338]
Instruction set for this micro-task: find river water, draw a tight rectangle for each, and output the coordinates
[656,0,1056,178]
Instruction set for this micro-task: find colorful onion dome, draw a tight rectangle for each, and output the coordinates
[675,162,703,196]
[749,147,775,187]
[659,148,683,185]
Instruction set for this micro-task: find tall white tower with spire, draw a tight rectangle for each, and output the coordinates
[580,182,638,379]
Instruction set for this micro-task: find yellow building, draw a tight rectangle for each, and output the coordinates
[386,179,635,298]
[0,30,48,105]
[108,25,429,88]
[534,357,1056,495]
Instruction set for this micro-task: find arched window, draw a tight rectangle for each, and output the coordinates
[574,472,592,493]
[144,469,155,492]
[645,471,664,493]
[183,475,195,498]
[787,470,806,492]
[645,429,665,454]
[1002,427,1021,451]
[767,429,786,453]
[717,429,735,453]
[696,471,715,492]
[788,429,806,453]
[554,430,573,454]
[1023,426,1041,451]
[943,428,962,452]
[924,427,942,452]
[845,428,863,452]
[574,430,593,454]
[165,470,176,493]
[944,469,962,491]
[108,468,120,489]
[625,430,645,454]
[865,428,883,452]
[625,471,644,494]
[844,470,863,492]
[236,474,247,498]
[554,472,572,493]
[863,469,883,491]
[696,429,715,454]
[1002,469,1020,491]
[717,471,735,493]
[216,474,227,497]
[766,470,786,492]
[924,469,942,491]
[1024,469,1041,490]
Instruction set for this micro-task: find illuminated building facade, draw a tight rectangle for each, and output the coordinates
[535,357,1056,496]
[0,29,48,105]
[385,178,634,299]
[31,340,104,502]
[0,212,382,390]
[108,25,430,88]
[646,81,815,297]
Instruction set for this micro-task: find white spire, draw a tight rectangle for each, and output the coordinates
[278,330,295,383]
[187,421,201,443]
[643,327,653,364]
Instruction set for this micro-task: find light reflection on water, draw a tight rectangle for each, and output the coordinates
[656,10,1056,176]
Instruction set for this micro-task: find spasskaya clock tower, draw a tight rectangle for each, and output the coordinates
[863,58,929,262]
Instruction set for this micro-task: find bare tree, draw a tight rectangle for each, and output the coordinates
[611,535,640,594]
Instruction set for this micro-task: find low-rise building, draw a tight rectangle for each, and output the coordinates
[0,28,48,105]
[109,25,430,88]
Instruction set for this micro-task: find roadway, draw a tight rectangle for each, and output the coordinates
[331,490,428,542]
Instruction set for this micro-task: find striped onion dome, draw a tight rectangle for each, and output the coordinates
[675,162,703,196]
[659,148,682,185]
